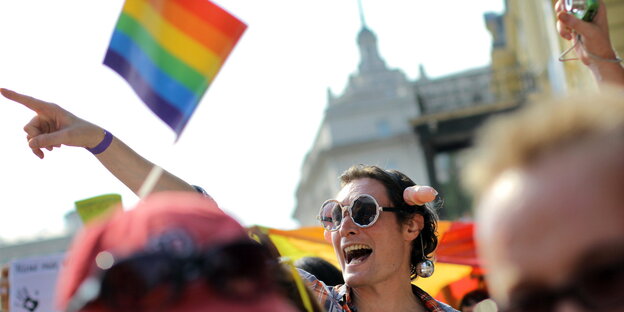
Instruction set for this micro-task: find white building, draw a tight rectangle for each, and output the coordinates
[293,25,429,226]
[291,7,541,225]
[0,211,80,266]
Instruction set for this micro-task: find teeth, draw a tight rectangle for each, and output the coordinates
[344,244,371,254]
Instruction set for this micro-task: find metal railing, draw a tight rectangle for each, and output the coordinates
[414,66,537,115]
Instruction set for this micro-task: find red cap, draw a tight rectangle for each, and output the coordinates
[57,191,297,312]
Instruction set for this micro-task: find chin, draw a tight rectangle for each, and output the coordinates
[342,271,368,287]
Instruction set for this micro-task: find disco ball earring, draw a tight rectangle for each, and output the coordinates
[415,235,434,278]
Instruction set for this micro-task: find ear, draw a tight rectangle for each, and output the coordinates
[403,213,424,242]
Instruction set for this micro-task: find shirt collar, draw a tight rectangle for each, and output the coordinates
[338,283,449,312]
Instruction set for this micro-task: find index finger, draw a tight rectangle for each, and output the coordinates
[404,185,438,206]
[0,88,55,114]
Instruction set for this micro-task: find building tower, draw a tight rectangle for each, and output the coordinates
[293,3,428,226]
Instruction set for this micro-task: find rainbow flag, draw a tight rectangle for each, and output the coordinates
[104,0,246,136]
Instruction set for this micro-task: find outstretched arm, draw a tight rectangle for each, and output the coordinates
[555,0,624,87]
[1,88,196,195]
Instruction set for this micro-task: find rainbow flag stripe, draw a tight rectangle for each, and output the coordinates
[104,0,246,136]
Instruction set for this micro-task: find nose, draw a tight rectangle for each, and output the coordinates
[338,209,359,236]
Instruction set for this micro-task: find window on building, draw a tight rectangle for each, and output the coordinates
[434,149,473,220]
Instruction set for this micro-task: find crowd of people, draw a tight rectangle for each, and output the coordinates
[3,0,624,311]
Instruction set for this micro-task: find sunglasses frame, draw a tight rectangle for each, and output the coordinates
[317,194,406,232]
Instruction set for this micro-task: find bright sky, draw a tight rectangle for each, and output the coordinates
[0,0,504,242]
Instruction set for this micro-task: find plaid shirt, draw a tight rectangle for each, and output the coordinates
[299,269,457,312]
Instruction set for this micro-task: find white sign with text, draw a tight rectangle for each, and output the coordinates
[9,253,65,312]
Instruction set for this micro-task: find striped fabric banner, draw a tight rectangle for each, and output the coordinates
[104,0,246,136]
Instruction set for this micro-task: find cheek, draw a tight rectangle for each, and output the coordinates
[371,214,401,237]
[323,230,331,242]
[330,232,341,251]
[330,232,344,266]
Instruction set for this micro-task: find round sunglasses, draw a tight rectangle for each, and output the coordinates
[317,194,412,231]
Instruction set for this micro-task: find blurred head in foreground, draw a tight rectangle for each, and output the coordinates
[465,89,624,311]
[58,192,298,312]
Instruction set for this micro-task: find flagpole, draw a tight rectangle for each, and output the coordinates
[137,165,164,198]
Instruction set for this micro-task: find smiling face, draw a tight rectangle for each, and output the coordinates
[476,138,624,310]
[326,178,418,288]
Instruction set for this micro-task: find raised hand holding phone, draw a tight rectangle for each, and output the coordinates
[557,0,618,63]
[555,0,624,86]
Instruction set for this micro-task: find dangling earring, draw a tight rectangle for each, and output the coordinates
[415,235,434,278]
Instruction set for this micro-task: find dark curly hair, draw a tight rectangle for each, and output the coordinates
[339,164,439,280]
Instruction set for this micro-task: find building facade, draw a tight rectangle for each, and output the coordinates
[293,25,429,226]
[294,0,569,224]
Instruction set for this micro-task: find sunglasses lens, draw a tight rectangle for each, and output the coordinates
[351,196,378,227]
[320,201,342,231]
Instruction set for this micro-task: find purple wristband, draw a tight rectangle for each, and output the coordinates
[86,130,113,154]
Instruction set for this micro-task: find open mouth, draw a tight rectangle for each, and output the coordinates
[344,244,373,265]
